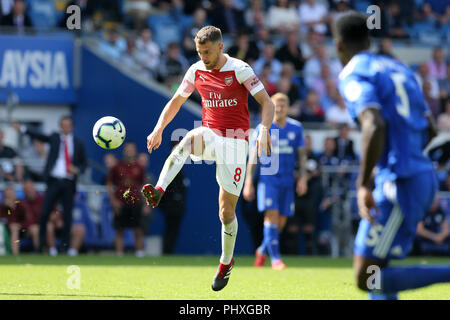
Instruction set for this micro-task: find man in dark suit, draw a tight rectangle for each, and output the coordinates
[209,0,247,35]
[333,123,356,162]
[1,0,32,32]
[12,116,87,254]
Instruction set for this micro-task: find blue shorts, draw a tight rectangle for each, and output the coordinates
[257,182,294,216]
[354,170,438,261]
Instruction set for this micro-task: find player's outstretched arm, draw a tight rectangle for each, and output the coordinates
[147,93,189,153]
[253,89,275,156]
[357,107,386,224]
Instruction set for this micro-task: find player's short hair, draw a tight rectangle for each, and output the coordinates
[334,11,370,52]
[194,26,222,44]
[271,92,290,106]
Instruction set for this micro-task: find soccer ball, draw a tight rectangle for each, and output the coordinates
[92,116,126,149]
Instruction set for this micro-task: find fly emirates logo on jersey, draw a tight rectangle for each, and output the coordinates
[202,92,238,108]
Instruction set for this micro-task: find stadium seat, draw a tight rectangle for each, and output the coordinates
[99,194,115,248]
[354,1,371,13]
[147,14,181,50]
[73,192,100,248]
[27,0,59,29]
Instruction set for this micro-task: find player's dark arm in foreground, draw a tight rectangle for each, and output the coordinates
[253,90,275,156]
[147,93,189,153]
[296,147,308,196]
[425,112,438,146]
[356,107,386,225]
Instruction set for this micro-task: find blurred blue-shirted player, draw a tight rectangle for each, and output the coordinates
[243,93,308,270]
[334,12,450,299]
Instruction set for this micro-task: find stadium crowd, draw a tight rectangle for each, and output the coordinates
[0,0,449,256]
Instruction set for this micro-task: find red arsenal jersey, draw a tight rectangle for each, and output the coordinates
[107,160,145,205]
[176,54,265,139]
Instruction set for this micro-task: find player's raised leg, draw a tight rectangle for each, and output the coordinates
[142,129,204,208]
[212,187,239,291]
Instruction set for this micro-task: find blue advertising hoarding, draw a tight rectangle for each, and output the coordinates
[0,34,76,104]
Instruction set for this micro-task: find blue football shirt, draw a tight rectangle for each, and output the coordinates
[252,118,305,186]
[338,51,433,179]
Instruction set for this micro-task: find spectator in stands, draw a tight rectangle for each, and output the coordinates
[99,28,127,60]
[275,30,306,72]
[0,185,26,255]
[209,0,246,35]
[439,64,450,98]
[428,46,447,81]
[415,62,440,101]
[298,90,325,123]
[227,29,260,65]
[181,7,207,64]
[303,44,341,90]
[377,38,396,59]
[258,63,277,96]
[102,153,118,185]
[135,28,161,78]
[123,0,155,30]
[21,179,43,252]
[107,141,150,257]
[158,42,189,90]
[137,152,154,185]
[254,26,270,51]
[319,137,340,168]
[158,141,188,254]
[12,116,88,255]
[299,29,322,62]
[328,0,352,36]
[333,123,356,163]
[120,36,143,73]
[325,94,355,128]
[253,41,283,84]
[382,0,409,39]
[244,0,266,32]
[419,1,441,26]
[277,75,301,116]
[424,79,441,119]
[0,128,19,182]
[311,63,332,96]
[0,0,31,33]
[415,194,450,255]
[320,79,340,112]
[437,98,450,131]
[0,0,14,17]
[20,139,47,182]
[266,0,299,34]
[298,0,329,36]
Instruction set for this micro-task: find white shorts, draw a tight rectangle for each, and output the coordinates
[189,126,248,197]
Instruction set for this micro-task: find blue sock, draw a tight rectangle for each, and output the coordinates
[368,292,398,300]
[264,223,281,263]
[381,265,450,293]
[257,223,270,255]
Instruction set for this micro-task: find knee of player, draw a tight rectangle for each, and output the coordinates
[219,207,235,223]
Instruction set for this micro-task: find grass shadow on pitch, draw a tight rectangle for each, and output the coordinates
[0,254,355,268]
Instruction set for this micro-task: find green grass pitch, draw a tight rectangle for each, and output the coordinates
[0,255,449,300]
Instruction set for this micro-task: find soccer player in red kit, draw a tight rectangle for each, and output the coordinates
[143,26,275,291]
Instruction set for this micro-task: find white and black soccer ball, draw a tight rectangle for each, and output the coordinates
[92,116,126,149]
